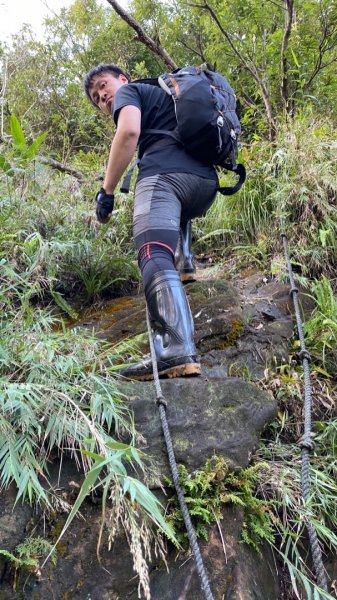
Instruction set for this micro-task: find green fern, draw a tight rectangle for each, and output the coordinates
[0,536,56,574]
[165,457,275,550]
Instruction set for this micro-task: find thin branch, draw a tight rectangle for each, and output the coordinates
[38,156,102,182]
[304,55,337,90]
[265,0,287,10]
[1,58,8,139]
[176,37,206,62]
[303,3,337,90]
[280,0,294,110]
[23,56,53,122]
[189,3,260,82]
[212,509,227,563]
[105,0,177,71]
[241,93,256,109]
[190,1,276,138]
[41,0,90,71]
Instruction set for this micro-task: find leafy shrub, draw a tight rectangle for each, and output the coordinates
[0,177,138,311]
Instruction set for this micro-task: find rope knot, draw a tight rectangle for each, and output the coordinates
[298,433,315,451]
[156,395,167,409]
[297,349,312,363]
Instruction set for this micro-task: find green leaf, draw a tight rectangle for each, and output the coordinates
[10,114,27,149]
[42,460,103,568]
[80,449,105,462]
[50,290,78,319]
[0,549,36,569]
[0,154,14,176]
[130,446,145,471]
[123,476,176,542]
[0,549,20,563]
[291,49,300,68]
[25,132,47,159]
[105,440,133,451]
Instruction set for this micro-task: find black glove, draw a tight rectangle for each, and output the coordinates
[95,188,115,223]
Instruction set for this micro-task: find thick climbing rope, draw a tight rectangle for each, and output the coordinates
[281,233,328,595]
[146,308,215,600]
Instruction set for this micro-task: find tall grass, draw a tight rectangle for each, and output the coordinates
[258,353,337,599]
[0,150,138,310]
[195,115,337,280]
[255,438,337,600]
[304,276,337,376]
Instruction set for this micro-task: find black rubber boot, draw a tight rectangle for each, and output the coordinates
[175,221,196,283]
[119,270,200,381]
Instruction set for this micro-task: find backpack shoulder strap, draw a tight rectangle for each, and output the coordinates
[218,164,246,196]
[143,129,179,141]
[130,77,177,141]
[130,77,160,86]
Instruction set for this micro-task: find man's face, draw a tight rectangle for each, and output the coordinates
[89,72,128,115]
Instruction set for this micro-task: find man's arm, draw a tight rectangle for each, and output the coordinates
[103,104,141,194]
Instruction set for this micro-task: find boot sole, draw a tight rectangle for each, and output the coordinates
[180,272,197,283]
[133,362,201,381]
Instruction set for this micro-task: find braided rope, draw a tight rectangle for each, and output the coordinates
[281,234,328,594]
[146,308,215,600]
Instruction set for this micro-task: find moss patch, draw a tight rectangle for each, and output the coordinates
[216,319,244,349]
[199,318,244,354]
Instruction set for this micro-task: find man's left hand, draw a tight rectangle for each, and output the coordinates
[95,188,115,223]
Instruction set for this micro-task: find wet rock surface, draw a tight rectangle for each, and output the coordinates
[1,270,299,599]
[73,271,297,380]
[120,377,277,478]
[0,484,33,583]
[0,500,278,600]
[146,507,279,600]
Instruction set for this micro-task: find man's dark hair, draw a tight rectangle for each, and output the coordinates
[84,64,130,107]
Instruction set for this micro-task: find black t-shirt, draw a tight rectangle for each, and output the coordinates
[113,82,218,183]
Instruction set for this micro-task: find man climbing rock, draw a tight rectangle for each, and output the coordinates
[84,63,218,380]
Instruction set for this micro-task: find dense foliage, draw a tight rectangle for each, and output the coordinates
[2,0,337,153]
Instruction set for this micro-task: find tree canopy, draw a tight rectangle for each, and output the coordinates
[1,0,336,155]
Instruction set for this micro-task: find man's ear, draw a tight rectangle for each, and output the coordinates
[119,74,129,84]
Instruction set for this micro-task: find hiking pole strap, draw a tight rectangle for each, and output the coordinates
[120,159,139,193]
[218,163,246,196]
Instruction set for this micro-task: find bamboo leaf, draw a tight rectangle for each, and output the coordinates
[50,290,78,319]
[123,476,176,542]
[81,449,105,462]
[105,440,133,451]
[291,49,300,68]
